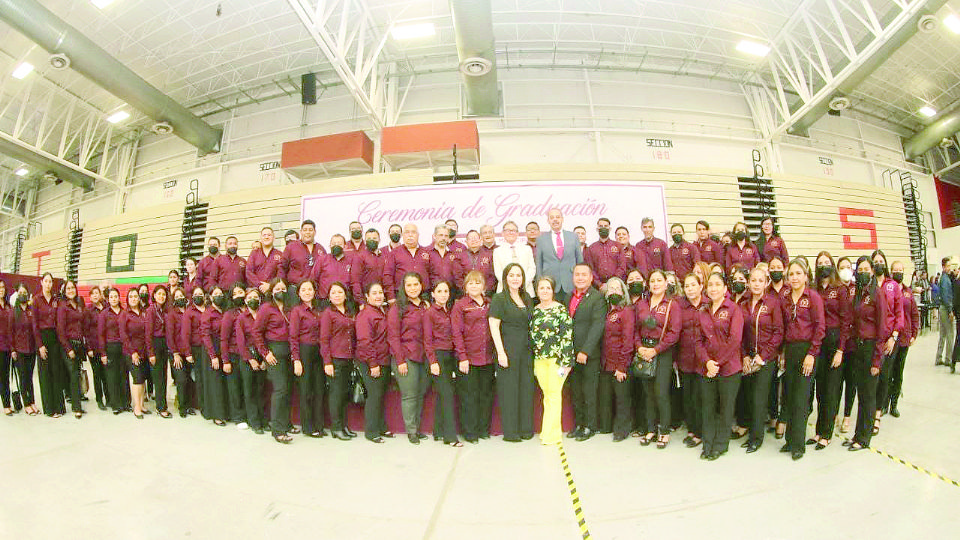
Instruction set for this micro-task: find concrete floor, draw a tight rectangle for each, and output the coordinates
[0,330,957,539]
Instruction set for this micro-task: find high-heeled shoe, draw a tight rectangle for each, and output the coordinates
[408,434,420,445]
[344,427,357,438]
[274,433,292,444]
[332,429,352,441]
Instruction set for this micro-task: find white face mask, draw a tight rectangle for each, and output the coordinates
[838,268,854,283]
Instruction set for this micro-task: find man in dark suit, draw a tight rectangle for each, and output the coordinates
[535,208,583,304]
[566,263,606,441]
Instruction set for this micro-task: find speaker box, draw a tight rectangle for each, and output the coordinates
[301,73,317,105]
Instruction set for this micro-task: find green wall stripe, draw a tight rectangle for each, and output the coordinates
[112,276,169,284]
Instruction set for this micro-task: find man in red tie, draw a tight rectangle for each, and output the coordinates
[534,208,583,304]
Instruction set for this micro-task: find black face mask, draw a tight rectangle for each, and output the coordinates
[816,265,831,280]
[366,239,379,252]
[17,296,27,305]
[351,230,363,240]
[232,296,245,308]
[731,281,746,294]
[331,245,344,258]
[856,272,872,287]
[710,234,720,243]
[892,272,904,283]
[227,247,237,256]
[389,233,401,243]
[273,291,286,302]
[139,293,150,304]
[211,295,227,308]
[672,234,683,245]
[770,271,784,283]
[873,262,886,276]
[733,231,747,242]
[607,294,624,306]
[598,227,610,239]
[246,298,260,310]
[192,295,204,306]
[628,282,645,297]
[643,316,658,329]
[666,283,677,296]
[208,245,219,255]
[173,298,187,308]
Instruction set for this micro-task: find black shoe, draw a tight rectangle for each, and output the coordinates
[288,426,301,435]
[305,431,323,438]
[791,450,804,461]
[521,433,534,440]
[746,442,761,453]
[685,437,702,448]
[706,451,720,461]
[952,362,956,374]
[576,428,596,442]
[503,436,522,442]
[700,450,710,460]
[97,403,107,411]
[134,413,144,420]
[433,434,442,442]
[252,427,264,435]
[598,429,613,435]
[465,437,478,444]
[179,412,188,418]
[408,434,420,445]
[683,435,693,445]
[780,444,791,453]
[842,439,853,447]
[890,404,900,418]
[741,440,750,448]
[187,409,197,415]
[113,409,124,415]
[368,436,385,444]
[806,438,819,446]
[332,430,352,441]
[344,427,356,437]
[478,434,490,440]
[613,433,628,442]
[567,426,583,439]
[81,396,90,402]
[381,431,395,438]
[417,432,428,440]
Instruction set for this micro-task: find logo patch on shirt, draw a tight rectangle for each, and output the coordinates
[798,298,810,308]
[609,313,620,323]
[421,253,429,260]
[828,290,838,299]
[758,305,768,315]
[717,309,729,320]
[681,248,689,255]
[744,248,753,255]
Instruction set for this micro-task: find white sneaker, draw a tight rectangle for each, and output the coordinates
[237,422,249,430]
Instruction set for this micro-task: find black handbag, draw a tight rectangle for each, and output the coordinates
[10,361,22,412]
[631,300,672,379]
[349,365,367,404]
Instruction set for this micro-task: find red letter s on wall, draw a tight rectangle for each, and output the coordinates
[839,207,878,250]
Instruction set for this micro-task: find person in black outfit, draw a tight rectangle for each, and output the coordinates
[565,263,607,441]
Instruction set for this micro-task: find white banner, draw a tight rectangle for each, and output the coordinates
[301,180,668,246]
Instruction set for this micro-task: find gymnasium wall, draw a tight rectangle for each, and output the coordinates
[19,164,912,285]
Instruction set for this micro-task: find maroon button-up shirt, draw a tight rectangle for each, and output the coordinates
[11,307,34,354]
[98,307,123,349]
[739,292,784,363]
[235,309,259,362]
[724,242,760,272]
[215,254,247,288]
[165,308,186,356]
[423,303,454,365]
[696,298,744,377]
[119,309,148,358]
[198,255,219,291]
[899,286,920,347]
[602,305,635,373]
[280,240,326,286]
[388,300,428,363]
[853,288,888,368]
[677,297,705,374]
[31,292,57,345]
[288,303,320,363]
[181,305,205,353]
[200,308,225,360]
[56,301,84,352]
[457,247,497,294]
[0,304,15,352]
[696,238,723,266]
[356,303,389,366]
[246,247,283,288]
[782,287,826,357]
[352,248,385,299]
[219,307,243,361]
[311,252,355,298]
[83,305,103,355]
[585,239,626,288]
[818,284,852,347]
[253,302,289,357]
[879,277,904,338]
[636,237,672,272]
[182,273,203,295]
[669,241,701,280]
[634,297,681,353]
[320,306,356,363]
[760,235,789,263]
[427,247,461,291]
[451,296,492,366]
[383,246,431,299]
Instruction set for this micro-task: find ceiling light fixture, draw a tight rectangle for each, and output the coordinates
[14,168,28,177]
[736,40,771,57]
[12,62,34,79]
[945,14,960,34]
[919,106,937,118]
[107,110,130,124]
[91,0,116,8]
[390,23,435,40]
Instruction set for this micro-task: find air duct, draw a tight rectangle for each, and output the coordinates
[449,0,500,116]
[904,103,960,159]
[0,0,222,155]
[0,133,94,191]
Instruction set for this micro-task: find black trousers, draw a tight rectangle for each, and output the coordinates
[842,346,857,417]
[783,341,814,452]
[295,343,325,434]
[875,347,898,412]
[37,329,66,416]
[681,372,702,437]
[887,345,910,408]
[191,344,205,412]
[742,361,776,445]
[13,354,35,406]
[631,376,646,433]
[267,341,292,436]
[852,339,879,447]
[598,370,633,437]
[814,329,843,440]
[496,352,534,439]
[171,351,195,415]
[641,349,673,435]
[202,339,227,421]
[464,363,494,439]
[0,351,10,408]
[701,373,741,455]
[360,363,389,439]
[150,337,170,412]
[104,342,126,412]
[327,358,352,431]
[567,355,601,431]
[768,372,783,423]
[237,353,264,428]
[63,340,85,413]
[224,354,244,423]
[432,350,459,443]
[89,349,109,406]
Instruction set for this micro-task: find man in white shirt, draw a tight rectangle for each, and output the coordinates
[493,220,536,296]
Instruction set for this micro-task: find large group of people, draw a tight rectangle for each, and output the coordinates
[0,209,924,461]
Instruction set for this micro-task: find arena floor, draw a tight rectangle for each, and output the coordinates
[1,330,957,539]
